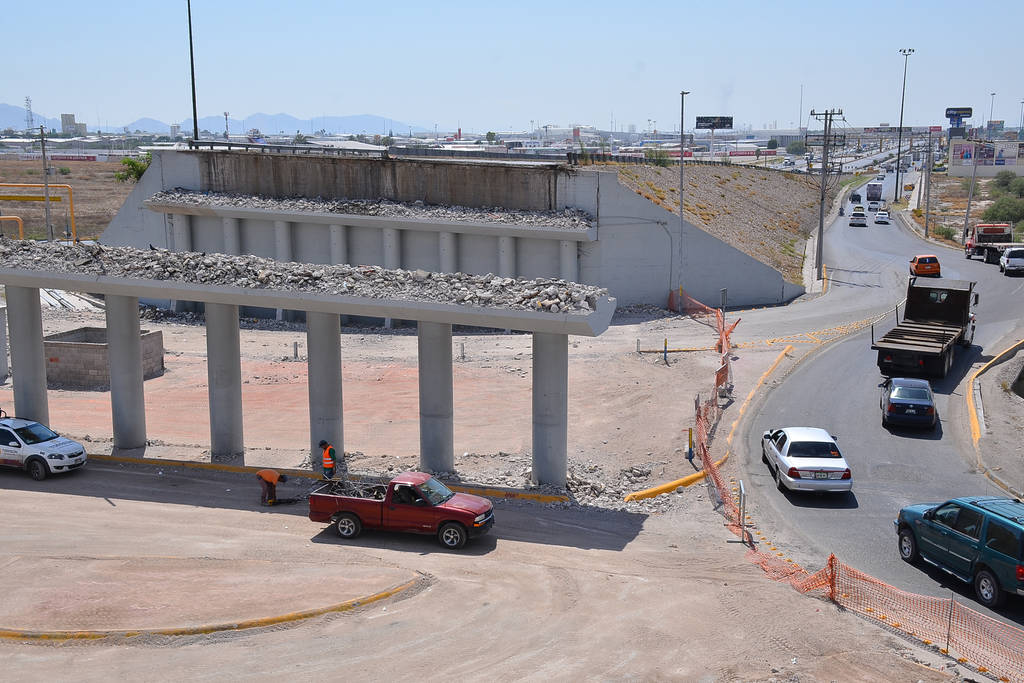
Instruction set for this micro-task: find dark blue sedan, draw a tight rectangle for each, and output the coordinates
[880,377,937,429]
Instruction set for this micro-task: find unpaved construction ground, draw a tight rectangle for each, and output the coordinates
[0,304,966,679]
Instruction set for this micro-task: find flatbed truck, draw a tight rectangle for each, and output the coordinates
[871,277,978,378]
[964,223,1024,264]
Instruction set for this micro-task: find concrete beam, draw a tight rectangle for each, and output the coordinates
[0,269,616,337]
[439,231,457,273]
[170,214,192,313]
[5,286,48,424]
[205,302,243,460]
[105,294,146,450]
[418,322,454,472]
[222,217,241,255]
[531,332,568,486]
[306,311,343,461]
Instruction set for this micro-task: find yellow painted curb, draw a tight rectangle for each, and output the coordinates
[625,344,794,502]
[88,454,569,503]
[0,576,420,642]
[966,338,1024,450]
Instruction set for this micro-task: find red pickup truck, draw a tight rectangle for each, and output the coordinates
[308,471,495,549]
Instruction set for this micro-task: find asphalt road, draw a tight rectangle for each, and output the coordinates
[738,170,1024,627]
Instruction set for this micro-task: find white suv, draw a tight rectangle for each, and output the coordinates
[0,413,87,480]
[999,248,1024,276]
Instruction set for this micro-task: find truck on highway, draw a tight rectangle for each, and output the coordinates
[871,277,978,378]
[964,223,1024,264]
[865,181,884,203]
[308,471,495,549]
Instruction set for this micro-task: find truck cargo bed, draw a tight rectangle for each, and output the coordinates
[871,321,962,353]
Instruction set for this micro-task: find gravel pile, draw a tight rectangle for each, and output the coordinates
[0,239,607,313]
[149,189,593,231]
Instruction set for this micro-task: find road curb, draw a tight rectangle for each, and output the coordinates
[0,576,422,642]
[965,338,1024,497]
[89,454,569,503]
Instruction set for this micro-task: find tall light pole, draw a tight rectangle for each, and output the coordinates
[678,90,690,294]
[893,48,914,204]
[187,0,199,143]
[1019,99,1024,140]
[989,92,996,131]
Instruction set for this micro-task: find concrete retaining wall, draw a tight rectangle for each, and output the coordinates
[103,150,803,308]
[44,327,164,390]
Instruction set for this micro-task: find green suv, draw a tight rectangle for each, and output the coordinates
[895,497,1024,608]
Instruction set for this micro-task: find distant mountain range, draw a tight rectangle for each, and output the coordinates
[0,103,430,136]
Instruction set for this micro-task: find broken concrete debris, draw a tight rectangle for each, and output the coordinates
[0,238,607,314]
[148,189,593,231]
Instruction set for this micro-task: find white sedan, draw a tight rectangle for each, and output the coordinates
[874,211,890,224]
[761,427,852,493]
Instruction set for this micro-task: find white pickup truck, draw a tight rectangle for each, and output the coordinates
[0,411,87,480]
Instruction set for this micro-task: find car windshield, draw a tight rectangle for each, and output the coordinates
[892,387,931,400]
[787,441,842,458]
[14,422,59,445]
[418,477,455,505]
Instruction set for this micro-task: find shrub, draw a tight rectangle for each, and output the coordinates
[934,225,957,240]
[58,167,71,175]
[992,170,1017,191]
[981,195,1024,224]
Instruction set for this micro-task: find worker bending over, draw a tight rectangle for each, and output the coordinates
[256,469,288,506]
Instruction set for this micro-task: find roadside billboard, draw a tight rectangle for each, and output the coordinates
[695,116,733,129]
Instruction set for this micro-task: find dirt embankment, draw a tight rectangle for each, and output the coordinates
[618,164,833,285]
[0,159,132,240]
[910,173,993,243]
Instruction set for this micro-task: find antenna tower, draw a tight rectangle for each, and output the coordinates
[24,96,34,132]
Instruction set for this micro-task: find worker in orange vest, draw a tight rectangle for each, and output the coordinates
[319,440,337,480]
[256,469,288,506]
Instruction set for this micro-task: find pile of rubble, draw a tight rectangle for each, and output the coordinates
[0,239,607,314]
[148,189,593,231]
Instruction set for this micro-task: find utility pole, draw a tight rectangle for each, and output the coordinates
[187,0,199,142]
[924,133,933,237]
[962,141,981,242]
[40,126,53,241]
[893,48,914,203]
[810,109,842,281]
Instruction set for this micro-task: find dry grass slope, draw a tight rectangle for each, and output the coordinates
[618,164,832,285]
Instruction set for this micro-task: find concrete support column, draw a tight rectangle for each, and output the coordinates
[383,227,400,328]
[329,224,347,265]
[417,321,454,472]
[222,217,241,255]
[439,231,457,273]
[274,220,293,320]
[105,295,146,450]
[559,240,578,282]
[205,303,244,460]
[6,286,48,424]
[0,306,9,382]
[531,332,568,487]
[170,213,192,252]
[306,311,343,462]
[170,214,193,313]
[498,236,516,277]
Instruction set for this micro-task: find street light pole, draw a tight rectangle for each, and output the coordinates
[1019,99,1024,139]
[187,0,199,143]
[893,48,914,204]
[989,92,996,131]
[678,90,690,294]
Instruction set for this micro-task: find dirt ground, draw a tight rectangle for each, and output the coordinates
[977,338,1024,495]
[0,298,975,679]
[0,159,133,240]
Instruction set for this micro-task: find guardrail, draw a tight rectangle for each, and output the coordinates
[187,139,386,157]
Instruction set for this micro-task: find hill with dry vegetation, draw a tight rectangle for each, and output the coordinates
[618,164,833,284]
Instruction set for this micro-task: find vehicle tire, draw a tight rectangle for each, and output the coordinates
[974,568,1004,608]
[334,513,361,539]
[27,458,48,481]
[964,250,971,260]
[438,522,467,549]
[897,527,919,563]
[1000,263,1005,272]
[774,465,787,493]
[761,442,769,464]
[881,414,889,428]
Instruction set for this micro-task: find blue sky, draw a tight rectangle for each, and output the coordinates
[7,0,1022,133]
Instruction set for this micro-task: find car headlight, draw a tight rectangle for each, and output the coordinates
[47,453,65,460]
[475,512,489,523]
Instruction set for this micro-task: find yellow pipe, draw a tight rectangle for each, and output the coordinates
[0,216,24,239]
[625,453,731,501]
[0,183,76,240]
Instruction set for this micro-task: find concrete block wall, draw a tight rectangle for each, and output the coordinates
[43,328,164,390]
[103,150,803,308]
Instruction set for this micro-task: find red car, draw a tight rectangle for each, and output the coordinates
[309,471,494,549]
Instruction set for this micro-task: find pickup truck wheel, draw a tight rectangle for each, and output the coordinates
[334,513,361,539]
[27,458,48,481]
[897,528,918,563]
[974,568,1004,608]
[438,522,467,549]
